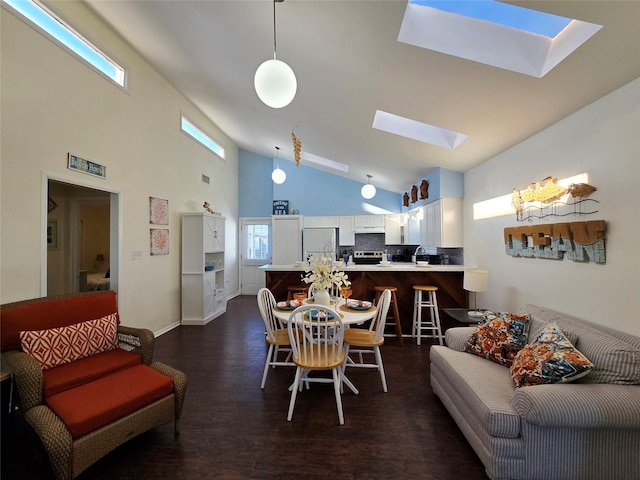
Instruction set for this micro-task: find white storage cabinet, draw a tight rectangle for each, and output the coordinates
[181,213,226,325]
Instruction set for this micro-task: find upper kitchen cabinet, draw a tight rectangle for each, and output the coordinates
[354,215,385,228]
[272,215,303,264]
[405,213,421,245]
[304,216,339,228]
[339,216,355,246]
[354,215,385,233]
[420,198,462,247]
[385,214,402,244]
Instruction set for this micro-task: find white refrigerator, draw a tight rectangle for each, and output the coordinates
[303,228,337,261]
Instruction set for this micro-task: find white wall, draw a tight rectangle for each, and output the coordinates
[464,78,640,336]
[1,2,239,333]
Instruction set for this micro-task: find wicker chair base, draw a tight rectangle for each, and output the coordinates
[26,395,177,480]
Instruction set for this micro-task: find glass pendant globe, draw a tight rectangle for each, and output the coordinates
[272,167,286,184]
[254,59,297,108]
[361,183,376,199]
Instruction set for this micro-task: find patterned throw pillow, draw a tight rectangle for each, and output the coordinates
[20,313,119,370]
[510,323,593,388]
[465,311,531,367]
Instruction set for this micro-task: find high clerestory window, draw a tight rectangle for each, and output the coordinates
[2,0,126,87]
[180,116,225,160]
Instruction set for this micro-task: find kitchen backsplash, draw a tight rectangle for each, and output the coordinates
[352,233,386,252]
[343,233,464,265]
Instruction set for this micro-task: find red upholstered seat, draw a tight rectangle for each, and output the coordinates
[43,348,141,398]
[45,364,173,439]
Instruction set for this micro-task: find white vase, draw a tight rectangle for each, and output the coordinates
[314,289,331,306]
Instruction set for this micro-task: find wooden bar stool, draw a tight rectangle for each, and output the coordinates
[374,286,403,346]
[286,285,308,301]
[412,285,443,346]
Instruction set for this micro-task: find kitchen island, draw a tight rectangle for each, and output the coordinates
[260,263,470,339]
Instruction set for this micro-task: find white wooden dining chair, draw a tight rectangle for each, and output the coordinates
[257,288,295,389]
[342,288,391,392]
[286,304,347,425]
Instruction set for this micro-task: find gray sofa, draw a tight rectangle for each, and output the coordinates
[430,304,640,480]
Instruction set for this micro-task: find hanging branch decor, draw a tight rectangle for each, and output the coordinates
[291,128,302,167]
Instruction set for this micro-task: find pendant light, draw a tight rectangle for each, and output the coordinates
[361,174,376,199]
[271,146,286,184]
[254,0,297,109]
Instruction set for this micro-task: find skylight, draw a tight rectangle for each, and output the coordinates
[181,116,225,159]
[398,0,602,77]
[417,1,571,38]
[373,110,468,150]
[3,0,125,87]
[301,152,349,173]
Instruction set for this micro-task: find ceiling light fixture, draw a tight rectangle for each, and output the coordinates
[361,175,376,199]
[254,0,297,109]
[271,146,286,184]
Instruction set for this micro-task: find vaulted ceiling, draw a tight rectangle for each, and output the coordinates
[85,1,640,194]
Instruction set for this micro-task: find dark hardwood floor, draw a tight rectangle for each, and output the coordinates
[2,295,489,479]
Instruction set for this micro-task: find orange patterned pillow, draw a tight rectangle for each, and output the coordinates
[20,313,119,370]
[465,311,531,367]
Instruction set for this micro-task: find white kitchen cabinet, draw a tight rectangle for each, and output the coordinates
[354,214,385,228]
[338,216,355,246]
[304,215,339,228]
[405,212,421,245]
[420,198,462,247]
[181,213,226,325]
[272,215,303,264]
[385,214,403,244]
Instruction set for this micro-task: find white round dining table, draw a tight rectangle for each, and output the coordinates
[272,297,377,326]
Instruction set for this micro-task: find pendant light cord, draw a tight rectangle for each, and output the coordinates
[272,0,277,60]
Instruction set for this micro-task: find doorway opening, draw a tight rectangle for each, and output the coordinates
[44,174,120,296]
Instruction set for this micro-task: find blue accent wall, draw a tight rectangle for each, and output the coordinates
[238,149,274,217]
[239,149,402,217]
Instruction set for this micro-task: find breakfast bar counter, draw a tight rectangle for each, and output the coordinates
[261,263,470,338]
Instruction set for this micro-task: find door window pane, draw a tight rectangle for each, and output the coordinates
[245,224,270,260]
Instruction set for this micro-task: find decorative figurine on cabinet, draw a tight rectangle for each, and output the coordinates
[419,179,429,200]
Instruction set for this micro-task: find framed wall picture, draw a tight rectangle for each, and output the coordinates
[47,220,59,251]
[150,228,169,255]
[150,197,169,225]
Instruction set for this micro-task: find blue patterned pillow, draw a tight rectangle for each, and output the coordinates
[510,323,593,388]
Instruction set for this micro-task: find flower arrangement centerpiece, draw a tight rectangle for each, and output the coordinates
[302,255,350,305]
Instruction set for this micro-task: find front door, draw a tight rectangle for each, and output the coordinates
[240,218,271,295]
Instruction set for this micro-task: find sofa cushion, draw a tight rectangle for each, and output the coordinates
[1,291,118,351]
[43,348,142,398]
[465,312,531,367]
[510,324,593,388]
[431,345,522,438]
[574,333,640,385]
[45,364,174,439]
[20,314,119,370]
